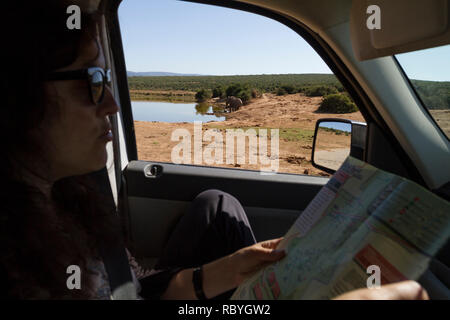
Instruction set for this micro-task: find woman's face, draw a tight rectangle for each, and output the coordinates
[42,35,119,181]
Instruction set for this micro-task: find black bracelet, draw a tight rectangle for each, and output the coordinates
[192,266,208,300]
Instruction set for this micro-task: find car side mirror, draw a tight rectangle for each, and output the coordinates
[311,118,367,174]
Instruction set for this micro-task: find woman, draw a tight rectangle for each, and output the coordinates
[0,2,428,300]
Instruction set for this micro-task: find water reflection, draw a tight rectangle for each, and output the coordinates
[132,101,226,123]
[195,102,225,116]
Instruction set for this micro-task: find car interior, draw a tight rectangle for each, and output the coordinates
[77,0,449,299]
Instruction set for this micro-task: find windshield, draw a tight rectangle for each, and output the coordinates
[396,45,450,139]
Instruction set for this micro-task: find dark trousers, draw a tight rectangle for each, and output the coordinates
[152,189,257,299]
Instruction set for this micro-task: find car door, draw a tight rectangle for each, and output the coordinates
[123,161,327,265]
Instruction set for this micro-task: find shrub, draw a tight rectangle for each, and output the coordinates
[195,89,211,102]
[212,86,225,98]
[318,94,359,113]
[239,91,252,105]
[335,84,345,92]
[226,83,248,97]
[276,87,287,96]
[226,83,252,104]
[281,85,296,94]
[305,85,338,97]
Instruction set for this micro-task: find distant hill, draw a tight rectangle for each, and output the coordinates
[127,71,206,77]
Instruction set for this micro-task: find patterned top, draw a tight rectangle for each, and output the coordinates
[87,257,114,299]
[88,249,170,300]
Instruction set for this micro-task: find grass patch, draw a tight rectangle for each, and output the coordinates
[204,125,314,144]
[130,90,196,102]
[279,128,315,142]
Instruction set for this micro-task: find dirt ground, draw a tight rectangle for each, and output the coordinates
[134,93,365,176]
[429,109,450,138]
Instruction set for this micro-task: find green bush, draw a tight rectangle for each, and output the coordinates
[212,86,225,98]
[195,89,211,102]
[336,84,345,92]
[226,83,247,97]
[276,87,287,96]
[281,85,296,94]
[225,83,252,104]
[305,85,338,97]
[239,91,252,105]
[318,94,358,113]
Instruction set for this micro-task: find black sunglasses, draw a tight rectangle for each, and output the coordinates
[46,67,112,105]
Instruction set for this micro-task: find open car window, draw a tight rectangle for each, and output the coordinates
[396,45,450,140]
[118,0,365,177]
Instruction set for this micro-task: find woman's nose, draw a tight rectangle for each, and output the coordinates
[97,86,120,117]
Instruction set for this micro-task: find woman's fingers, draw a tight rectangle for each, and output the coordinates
[376,281,429,300]
[260,237,284,249]
[252,238,286,261]
[334,280,429,300]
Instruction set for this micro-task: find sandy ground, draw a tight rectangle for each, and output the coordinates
[315,148,351,170]
[430,109,450,138]
[134,93,365,176]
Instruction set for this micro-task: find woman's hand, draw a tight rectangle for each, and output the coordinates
[227,237,286,287]
[333,280,429,300]
[163,237,286,300]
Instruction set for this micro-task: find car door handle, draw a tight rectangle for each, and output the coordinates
[144,164,163,178]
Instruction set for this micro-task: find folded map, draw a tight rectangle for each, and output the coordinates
[231,156,450,299]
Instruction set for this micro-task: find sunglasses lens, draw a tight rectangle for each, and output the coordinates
[90,71,104,104]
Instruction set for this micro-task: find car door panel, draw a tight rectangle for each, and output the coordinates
[124,160,328,264]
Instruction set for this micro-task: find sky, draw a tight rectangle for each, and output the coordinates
[118,0,450,81]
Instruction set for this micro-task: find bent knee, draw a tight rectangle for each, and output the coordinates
[194,189,243,217]
[195,189,240,205]
[193,189,225,209]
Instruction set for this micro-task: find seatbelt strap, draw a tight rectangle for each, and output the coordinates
[90,167,137,300]
[98,240,137,300]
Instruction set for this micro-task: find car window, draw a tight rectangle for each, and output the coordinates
[396,45,450,139]
[118,0,365,176]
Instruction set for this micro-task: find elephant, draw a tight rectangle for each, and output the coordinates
[225,96,243,112]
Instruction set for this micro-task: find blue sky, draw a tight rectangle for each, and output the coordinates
[118,0,450,81]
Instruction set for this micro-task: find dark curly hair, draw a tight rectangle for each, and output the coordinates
[0,1,123,299]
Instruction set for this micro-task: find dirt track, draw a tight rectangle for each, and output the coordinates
[134,93,364,176]
[315,148,350,171]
